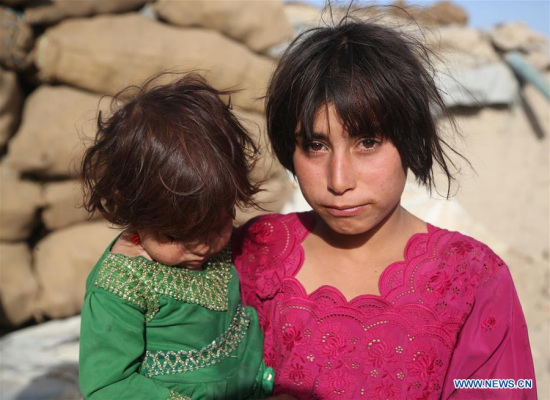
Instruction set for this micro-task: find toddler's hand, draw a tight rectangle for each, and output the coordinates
[110,231,152,260]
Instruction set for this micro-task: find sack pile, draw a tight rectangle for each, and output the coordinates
[0,0,294,328]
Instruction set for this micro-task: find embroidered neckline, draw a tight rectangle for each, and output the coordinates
[287,212,436,303]
[94,244,232,320]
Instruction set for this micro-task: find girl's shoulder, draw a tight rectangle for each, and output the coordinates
[419,224,508,282]
[428,224,503,258]
[232,212,312,295]
[233,212,313,252]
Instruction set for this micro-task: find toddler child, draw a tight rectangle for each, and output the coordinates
[79,74,274,400]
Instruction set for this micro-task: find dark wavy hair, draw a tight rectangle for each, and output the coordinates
[266,17,462,196]
[81,73,260,242]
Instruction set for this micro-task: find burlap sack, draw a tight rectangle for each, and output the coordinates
[33,220,120,320]
[0,6,34,70]
[23,0,147,26]
[233,109,293,226]
[1,0,32,5]
[0,67,22,147]
[42,180,100,230]
[153,0,293,53]
[0,242,38,327]
[3,85,100,177]
[35,13,273,112]
[0,165,42,241]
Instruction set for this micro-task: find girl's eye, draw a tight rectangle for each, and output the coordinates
[303,141,325,152]
[358,138,379,151]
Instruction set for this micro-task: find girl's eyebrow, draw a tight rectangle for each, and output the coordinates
[295,132,329,140]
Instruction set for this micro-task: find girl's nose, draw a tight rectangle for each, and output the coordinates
[327,152,356,195]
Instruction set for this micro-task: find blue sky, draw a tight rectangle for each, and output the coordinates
[298,1,550,38]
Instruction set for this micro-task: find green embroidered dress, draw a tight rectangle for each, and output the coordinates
[79,240,274,400]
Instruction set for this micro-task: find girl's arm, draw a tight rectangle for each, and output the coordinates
[79,286,187,400]
[441,264,537,399]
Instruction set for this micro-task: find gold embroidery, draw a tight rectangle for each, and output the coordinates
[141,305,250,377]
[168,390,192,400]
[94,244,232,320]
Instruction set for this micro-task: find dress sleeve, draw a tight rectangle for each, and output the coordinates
[441,265,537,399]
[79,290,189,400]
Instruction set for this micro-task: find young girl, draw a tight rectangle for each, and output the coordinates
[233,18,537,399]
[79,74,274,400]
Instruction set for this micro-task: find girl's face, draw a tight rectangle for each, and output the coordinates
[137,215,233,269]
[293,104,407,237]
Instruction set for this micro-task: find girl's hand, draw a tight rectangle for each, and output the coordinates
[110,230,152,260]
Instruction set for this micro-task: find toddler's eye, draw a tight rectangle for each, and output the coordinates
[165,234,177,242]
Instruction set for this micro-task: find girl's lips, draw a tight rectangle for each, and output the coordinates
[323,204,367,217]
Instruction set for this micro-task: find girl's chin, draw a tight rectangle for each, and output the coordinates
[315,211,388,238]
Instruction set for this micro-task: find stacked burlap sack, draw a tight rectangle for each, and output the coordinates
[0,0,295,328]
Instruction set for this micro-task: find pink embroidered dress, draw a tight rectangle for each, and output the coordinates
[232,212,536,399]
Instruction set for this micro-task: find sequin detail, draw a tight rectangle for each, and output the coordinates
[168,391,191,400]
[94,245,232,320]
[141,304,250,377]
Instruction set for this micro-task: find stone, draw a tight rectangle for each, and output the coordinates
[0,6,34,70]
[490,23,550,71]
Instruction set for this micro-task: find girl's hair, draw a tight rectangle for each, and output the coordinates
[81,73,260,242]
[266,17,460,195]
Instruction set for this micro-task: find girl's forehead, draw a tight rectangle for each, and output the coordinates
[297,101,380,141]
[297,103,344,131]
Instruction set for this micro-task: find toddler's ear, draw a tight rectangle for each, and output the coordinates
[110,230,152,260]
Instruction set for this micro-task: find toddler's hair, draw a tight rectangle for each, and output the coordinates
[81,73,259,242]
[266,16,460,194]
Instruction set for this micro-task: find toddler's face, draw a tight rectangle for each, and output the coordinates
[137,215,233,269]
